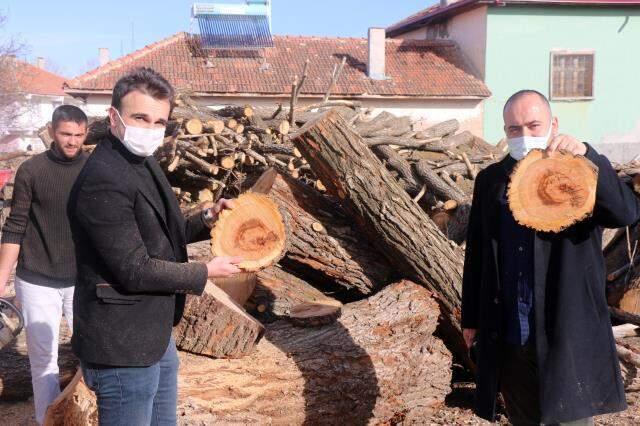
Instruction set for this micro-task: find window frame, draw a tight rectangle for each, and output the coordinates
[549,49,596,101]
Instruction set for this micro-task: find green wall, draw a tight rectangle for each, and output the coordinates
[484,6,640,149]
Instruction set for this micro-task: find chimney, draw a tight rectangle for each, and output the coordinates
[36,57,45,69]
[99,48,110,66]
[367,27,386,80]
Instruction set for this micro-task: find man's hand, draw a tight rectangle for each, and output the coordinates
[546,134,587,156]
[206,256,243,278]
[463,328,477,350]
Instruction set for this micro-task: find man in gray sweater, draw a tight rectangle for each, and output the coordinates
[0,105,88,424]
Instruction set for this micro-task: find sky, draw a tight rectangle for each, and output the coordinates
[1,0,433,78]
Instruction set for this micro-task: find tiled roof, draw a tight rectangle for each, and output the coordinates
[13,60,66,96]
[387,0,640,36]
[65,32,490,98]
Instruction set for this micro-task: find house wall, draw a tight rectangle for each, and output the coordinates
[395,7,488,79]
[80,95,485,137]
[4,94,66,151]
[484,6,640,161]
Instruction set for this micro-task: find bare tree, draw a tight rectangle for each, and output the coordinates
[0,14,29,135]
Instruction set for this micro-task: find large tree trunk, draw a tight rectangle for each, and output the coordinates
[176,280,452,425]
[173,281,265,358]
[49,281,450,425]
[291,109,465,356]
[269,173,393,295]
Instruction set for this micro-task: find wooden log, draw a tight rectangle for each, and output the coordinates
[508,150,598,232]
[42,369,97,426]
[176,280,452,424]
[185,118,203,135]
[174,281,265,358]
[414,119,459,139]
[289,301,342,327]
[204,119,225,135]
[213,272,257,306]
[210,192,288,272]
[414,160,468,205]
[269,173,392,295]
[373,145,422,195]
[247,266,342,323]
[292,109,466,357]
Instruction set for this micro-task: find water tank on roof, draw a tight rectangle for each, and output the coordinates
[191,1,273,49]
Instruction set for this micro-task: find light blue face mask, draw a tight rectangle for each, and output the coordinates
[507,124,553,161]
[113,108,166,157]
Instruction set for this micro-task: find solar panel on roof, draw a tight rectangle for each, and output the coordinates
[192,1,273,50]
[197,14,273,49]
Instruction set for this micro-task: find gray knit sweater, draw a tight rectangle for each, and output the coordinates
[1,145,88,287]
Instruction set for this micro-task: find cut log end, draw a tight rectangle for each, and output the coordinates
[508,149,598,232]
[210,193,287,272]
[288,301,342,327]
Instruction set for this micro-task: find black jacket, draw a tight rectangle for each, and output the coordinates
[68,134,209,367]
[462,145,640,423]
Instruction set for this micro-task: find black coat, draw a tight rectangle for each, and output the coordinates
[68,134,210,367]
[462,145,640,423]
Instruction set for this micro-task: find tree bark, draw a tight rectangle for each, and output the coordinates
[291,109,466,356]
[173,281,265,358]
[176,280,452,425]
[269,173,393,295]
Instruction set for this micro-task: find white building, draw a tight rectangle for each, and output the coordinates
[0,58,69,152]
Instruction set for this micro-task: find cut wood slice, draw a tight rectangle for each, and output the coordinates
[508,149,598,232]
[289,301,342,327]
[210,193,287,271]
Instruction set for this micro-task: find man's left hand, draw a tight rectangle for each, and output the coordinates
[546,134,587,156]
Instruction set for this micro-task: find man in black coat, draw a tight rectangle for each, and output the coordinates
[68,68,242,425]
[462,90,640,425]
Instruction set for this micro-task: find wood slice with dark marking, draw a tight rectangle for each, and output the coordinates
[173,281,265,358]
[210,192,287,271]
[508,149,598,232]
[288,301,342,327]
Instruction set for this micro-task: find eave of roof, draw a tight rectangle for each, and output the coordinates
[387,0,640,37]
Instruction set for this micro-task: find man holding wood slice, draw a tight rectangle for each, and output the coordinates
[0,105,88,425]
[462,89,640,425]
[68,67,242,425]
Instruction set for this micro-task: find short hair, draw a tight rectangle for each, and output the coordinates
[503,89,550,115]
[51,105,88,130]
[111,67,175,111]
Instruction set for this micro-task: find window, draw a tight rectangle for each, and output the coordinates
[550,51,595,100]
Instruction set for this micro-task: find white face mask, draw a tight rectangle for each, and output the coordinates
[507,123,553,161]
[113,108,165,157]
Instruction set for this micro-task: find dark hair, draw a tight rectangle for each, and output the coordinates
[111,67,175,111]
[51,105,88,130]
[503,89,550,114]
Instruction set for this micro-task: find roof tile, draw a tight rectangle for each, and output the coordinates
[65,33,490,98]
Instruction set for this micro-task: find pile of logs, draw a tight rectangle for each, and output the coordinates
[30,99,640,424]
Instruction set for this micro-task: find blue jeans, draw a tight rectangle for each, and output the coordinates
[81,337,179,426]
